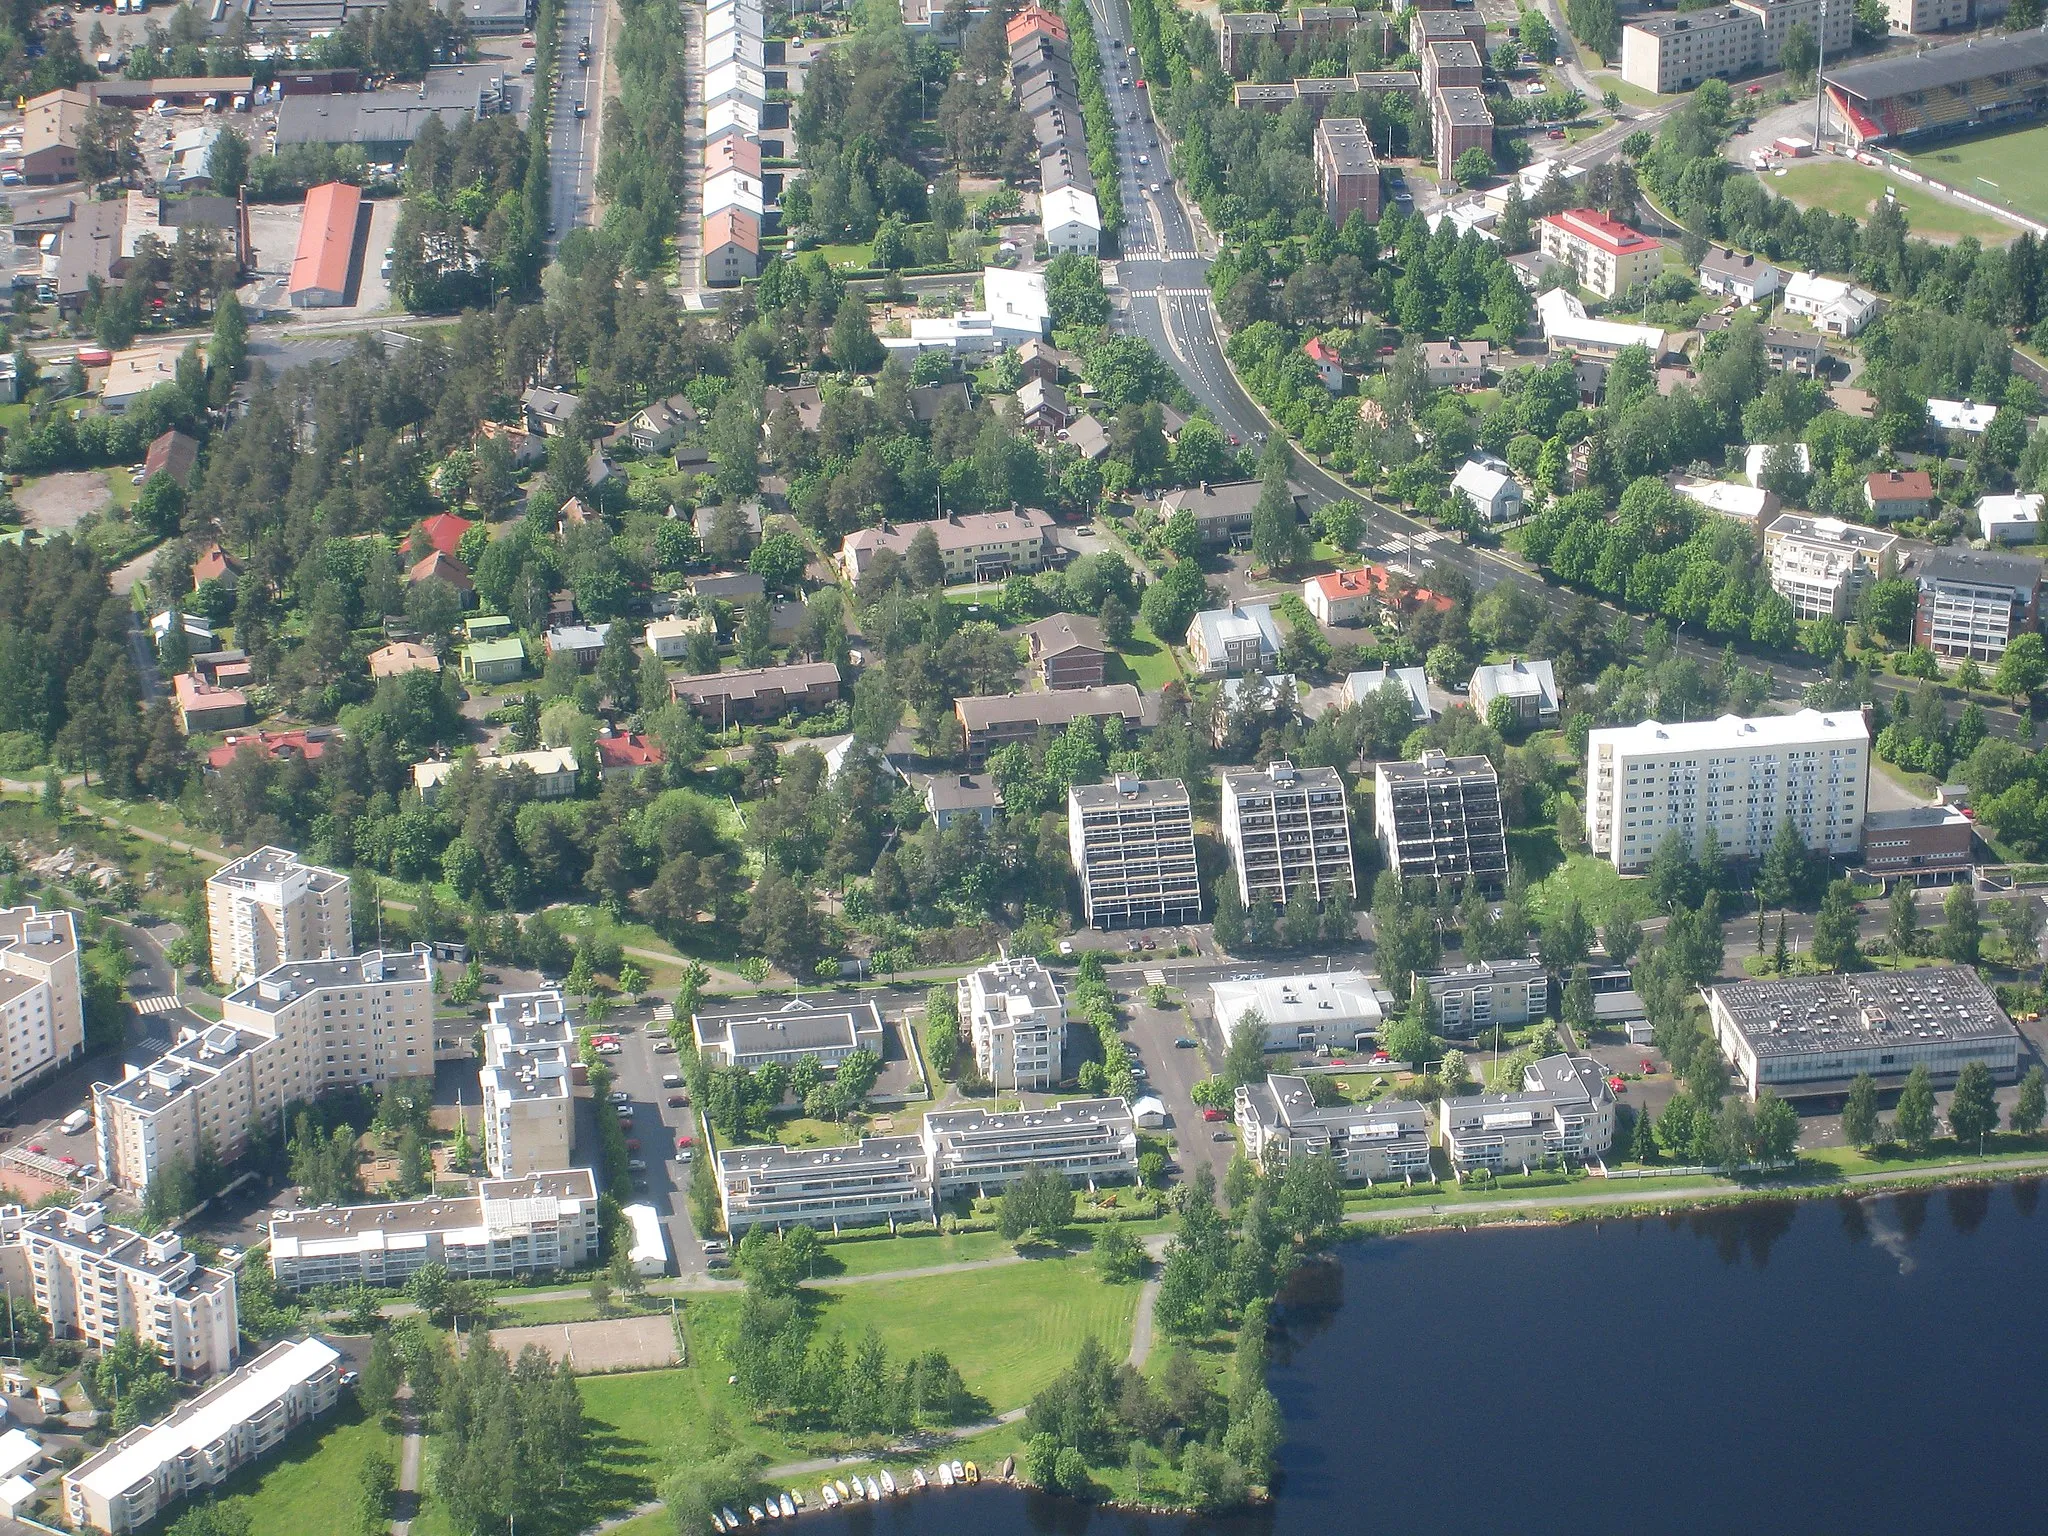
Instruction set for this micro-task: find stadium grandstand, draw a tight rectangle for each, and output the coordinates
[1825,24,2048,145]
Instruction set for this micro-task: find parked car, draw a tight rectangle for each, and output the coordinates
[1202,1108,1225,1122]
[628,1159,648,1172]
[1211,1129,1234,1141]
[654,1040,675,1053]
[1174,1036,1196,1048]
[340,1369,360,1387]
[609,1091,630,1105]
[667,1094,688,1107]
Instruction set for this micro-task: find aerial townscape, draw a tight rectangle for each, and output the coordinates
[0,0,2043,1523]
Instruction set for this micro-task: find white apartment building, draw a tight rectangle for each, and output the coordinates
[206,847,350,988]
[718,1135,933,1234]
[1220,761,1355,909]
[1374,750,1510,894]
[1620,7,1760,92]
[1438,1054,1616,1172]
[1419,957,1549,1036]
[0,905,82,1101]
[922,1098,1137,1196]
[1585,709,1869,874]
[1735,0,1852,57]
[1210,970,1383,1053]
[0,1204,237,1381]
[95,948,435,1194]
[693,997,887,1071]
[63,1337,340,1534]
[1235,1075,1432,1182]
[1537,208,1662,298]
[267,1169,601,1290]
[1068,777,1203,930]
[1763,513,1898,620]
[958,956,1067,1091]
[480,991,574,1179]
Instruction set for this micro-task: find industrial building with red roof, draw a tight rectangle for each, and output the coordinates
[289,181,362,308]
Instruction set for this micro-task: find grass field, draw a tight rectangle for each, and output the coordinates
[1589,71,1666,110]
[185,1402,400,1536]
[1527,850,1657,929]
[1106,617,1183,692]
[1770,160,2018,245]
[1905,120,2048,227]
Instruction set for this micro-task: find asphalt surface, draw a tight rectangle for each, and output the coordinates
[549,0,614,242]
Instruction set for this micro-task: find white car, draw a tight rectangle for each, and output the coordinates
[1150,182,1161,192]
[1137,153,1149,165]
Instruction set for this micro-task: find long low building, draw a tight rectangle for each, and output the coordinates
[268,1170,601,1291]
[956,684,1145,765]
[1706,968,2020,1100]
[1210,971,1383,1054]
[670,661,843,724]
[1439,1054,1617,1172]
[923,1098,1137,1196]
[1235,1074,1432,1182]
[693,996,886,1071]
[63,1338,341,1534]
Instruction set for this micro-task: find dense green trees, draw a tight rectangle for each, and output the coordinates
[432,1337,590,1532]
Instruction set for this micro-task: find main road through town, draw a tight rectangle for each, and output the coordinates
[1076,2,2018,741]
[549,0,615,243]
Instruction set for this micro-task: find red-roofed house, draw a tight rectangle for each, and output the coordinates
[1304,337,1344,393]
[1538,208,1662,299]
[404,512,473,560]
[1007,3,1066,43]
[408,549,475,599]
[192,543,240,592]
[204,728,337,772]
[288,181,362,308]
[703,207,760,288]
[594,731,665,774]
[1303,567,1381,625]
[1866,469,1935,520]
[174,671,248,731]
[143,429,199,487]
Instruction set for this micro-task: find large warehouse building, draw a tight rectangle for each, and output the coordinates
[1825,24,2048,145]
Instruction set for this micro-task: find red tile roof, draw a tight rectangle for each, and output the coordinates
[144,429,199,486]
[1332,563,1456,612]
[705,133,762,178]
[205,729,333,771]
[1007,4,1066,42]
[703,207,759,252]
[1543,207,1658,257]
[404,512,472,559]
[1304,337,1342,365]
[594,731,665,770]
[408,550,474,591]
[192,543,239,586]
[288,181,362,300]
[1867,469,1934,501]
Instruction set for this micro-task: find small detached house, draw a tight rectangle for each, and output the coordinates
[1866,469,1935,521]
[1470,657,1559,725]
[1304,568,1379,626]
[461,637,527,684]
[1696,247,1783,305]
[1451,456,1524,523]
[1304,337,1345,393]
[630,394,699,454]
[1979,492,2044,545]
[174,671,248,731]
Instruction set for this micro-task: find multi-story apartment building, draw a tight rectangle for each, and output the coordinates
[63,1337,340,1534]
[479,991,574,1179]
[1373,750,1509,894]
[1584,708,1869,873]
[94,948,435,1193]
[1708,967,2019,1100]
[1882,0,1968,31]
[693,996,887,1071]
[1440,1054,1617,1171]
[1218,5,1391,75]
[1220,761,1355,908]
[1538,208,1662,299]
[0,905,82,1102]
[206,847,350,988]
[718,1135,933,1234]
[1236,1075,1432,1181]
[1736,0,1852,58]
[923,1098,1137,1196]
[836,508,1058,584]
[1187,601,1283,675]
[1432,85,1494,183]
[1619,7,1759,92]
[1420,956,1549,1036]
[958,957,1068,1090]
[1210,970,1383,1053]
[267,1169,601,1290]
[1763,513,1898,620]
[0,1204,237,1381]
[955,685,1146,766]
[1313,117,1380,227]
[1914,547,2044,661]
[1422,37,1482,96]
[1067,777,1202,930]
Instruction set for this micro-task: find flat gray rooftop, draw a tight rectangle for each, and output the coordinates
[1070,776,1190,812]
[1712,968,2017,1059]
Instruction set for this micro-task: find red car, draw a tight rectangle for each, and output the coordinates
[675,1134,694,1148]
[1640,1059,1655,1073]
[1371,1050,1390,1063]
[1547,128,1566,139]
[1608,1077,1627,1093]
[626,1139,641,1151]
[1134,78,1146,87]
[1201,1108,1225,1122]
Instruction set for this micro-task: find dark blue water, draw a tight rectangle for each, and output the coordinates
[797,1182,2048,1536]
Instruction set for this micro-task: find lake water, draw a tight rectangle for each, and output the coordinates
[790,1182,2048,1536]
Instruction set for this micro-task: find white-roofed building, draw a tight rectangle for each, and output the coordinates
[982,266,1051,340]
[1439,1053,1616,1171]
[623,1202,667,1277]
[1041,185,1100,255]
[1762,512,1898,619]
[959,957,1067,1091]
[1346,665,1431,720]
[63,1338,341,1534]
[923,1097,1138,1195]
[0,1429,40,1485]
[1979,492,2044,545]
[1186,601,1282,674]
[1536,286,1667,359]
[1927,397,1997,442]
[1745,441,1811,486]
[1585,708,1869,872]
[1480,159,1586,217]
[1782,271,1878,336]
[1470,657,1559,725]
[1676,479,1777,522]
[1210,970,1383,1054]
[1450,456,1523,522]
[880,312,1002,356]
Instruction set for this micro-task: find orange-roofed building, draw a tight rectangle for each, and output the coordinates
[369,641,442,678]
[174,671,248,732]
[408,549,474,597]
[404,512,472,559]
[594,731,665,773]
[192,542,240,591]
[204,728,336,772]
[289,181,362,308]
[1007,4,1066,43]
[1304,564,1452,626]
[1304,336,1344,393]
[703,207,760,288]
[705,133,762,180]
[144,428,199,487]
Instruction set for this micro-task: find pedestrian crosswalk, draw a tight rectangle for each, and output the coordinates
[1118,246,1201,262]
[132,993,183,1015]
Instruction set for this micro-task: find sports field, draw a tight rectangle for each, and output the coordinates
[1904,119,2048,227]
[1768,159,2018,245]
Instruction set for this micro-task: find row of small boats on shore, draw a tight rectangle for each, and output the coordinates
[711,1459,995,1528]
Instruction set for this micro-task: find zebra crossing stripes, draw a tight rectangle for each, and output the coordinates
[132,994,183,1015]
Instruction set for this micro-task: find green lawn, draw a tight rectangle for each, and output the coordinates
[1587,72,1667,110]
[182,1401,400,1536]
[1903,119,2048,226]
[818,1228,1015,1275]
[807,1257,1140,1409]
[1771,160,2018,245]
[1107,617,1183,692]
[1527,850,1654,929]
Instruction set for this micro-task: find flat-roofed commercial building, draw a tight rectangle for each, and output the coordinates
[1373,750,1508,894]
[1068,777,1202,930]
[1620,7,1760,93]
[1707,967,2020,1100]
[1584,709,1869,873]
[1313,117,1380,226]
[1236,1074,1432,1181]
[1538,207,1662,299]
[267,1169,600,1290]
[923,1098,1137,1196]
[956,684,1146,765]
[1419,956,1548,1035]
[1210,970,1383,1053]
[0,1204,236,1382]
[693,996,887,1071]
[207,846,350,987]
[717,1135,933,1234]
[1763,513,1898,620]
[1438,1054,1616,1171]
[958,957,1068,1091]
[480,991,574,1179]
[1861,804,1974,887]
[1220,760,1355,908]
[63,1337,339,1534]
[0,904,82,1102]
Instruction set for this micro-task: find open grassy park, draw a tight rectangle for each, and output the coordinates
[1769,158,2019,245]
[1904,119,2048,227]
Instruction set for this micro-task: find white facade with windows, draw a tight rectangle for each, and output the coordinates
[0,905,82,1102]
[1439,1054,1615,1171]
[1585,710,1868,873]
[959,957,1067,1091]
[1762,513,1897,620]
[1236,1074,1432,1182]
[206,847,350,988]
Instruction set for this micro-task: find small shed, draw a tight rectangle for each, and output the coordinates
[1132,1094,1167,1129]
